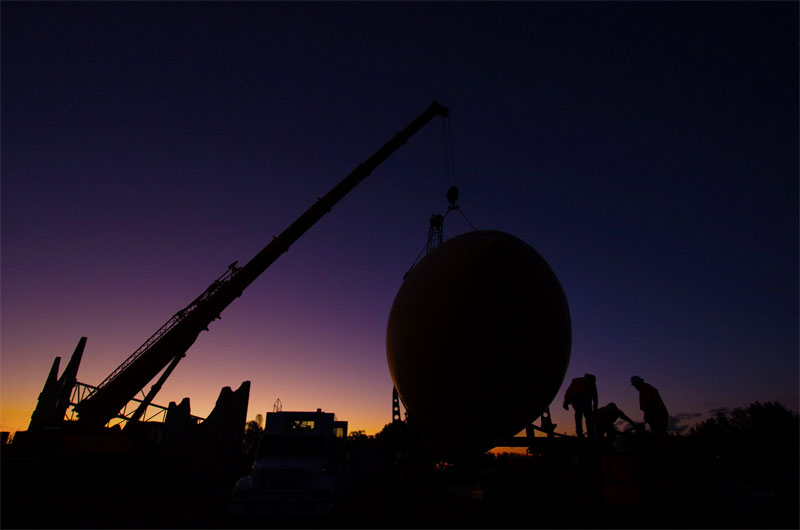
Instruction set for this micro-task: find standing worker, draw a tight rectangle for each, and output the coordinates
[562,373,598,438]
[630,375,669,436]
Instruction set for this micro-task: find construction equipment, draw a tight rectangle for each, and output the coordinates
[231,408,348,517]
[74,101,449,428]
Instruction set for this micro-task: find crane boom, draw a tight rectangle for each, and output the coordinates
[75,101,449,427]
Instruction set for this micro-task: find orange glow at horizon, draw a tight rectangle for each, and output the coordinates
[0,391,391,437]
[0,405,32,435]
[0,344,395,437]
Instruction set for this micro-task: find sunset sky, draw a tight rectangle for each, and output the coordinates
[2,2,797,439]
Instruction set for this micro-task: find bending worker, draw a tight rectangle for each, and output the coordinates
[595,402,638,439]
[562,373,598,438]
[630,375,669,436]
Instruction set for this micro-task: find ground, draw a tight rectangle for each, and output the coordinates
[2,433,797,528]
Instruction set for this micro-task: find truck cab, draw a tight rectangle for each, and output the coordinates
[231,409,347,517]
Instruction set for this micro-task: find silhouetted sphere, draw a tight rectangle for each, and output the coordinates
[386,230,571,455]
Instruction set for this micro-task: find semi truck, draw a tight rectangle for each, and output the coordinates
[231,409,348,517]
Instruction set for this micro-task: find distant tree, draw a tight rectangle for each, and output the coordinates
[348,429,368,440]
[375,421,404,439]
[689,401,798,442]
[689,401,799,483]
[243,417,264,457]
[245,419,263,435]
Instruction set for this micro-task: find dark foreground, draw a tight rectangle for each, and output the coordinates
[2,435,797,529]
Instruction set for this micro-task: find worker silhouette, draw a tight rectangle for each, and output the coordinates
[562,373,598,438]
[595,402,639,439]
[630,375,669,437]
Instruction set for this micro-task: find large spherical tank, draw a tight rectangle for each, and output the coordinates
[386,230,571,455]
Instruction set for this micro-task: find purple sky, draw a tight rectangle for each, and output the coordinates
[2,2,797,437]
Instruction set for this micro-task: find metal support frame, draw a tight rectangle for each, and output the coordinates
[67,381,203,427]
[426,214,444,254]
[127,354,184,424]
[392,387,402,423]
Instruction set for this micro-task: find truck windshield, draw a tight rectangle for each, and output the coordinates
[257,436,326,458]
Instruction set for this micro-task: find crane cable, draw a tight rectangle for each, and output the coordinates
[443,114,456,189]
[443,115,477,231]
[403,115,478,278]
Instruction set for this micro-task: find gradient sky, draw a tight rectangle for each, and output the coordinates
[2,2,797,439]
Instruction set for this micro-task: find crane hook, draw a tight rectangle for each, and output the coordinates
[447,185,459,210]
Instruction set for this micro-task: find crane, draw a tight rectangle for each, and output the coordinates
[75,101,450,428]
